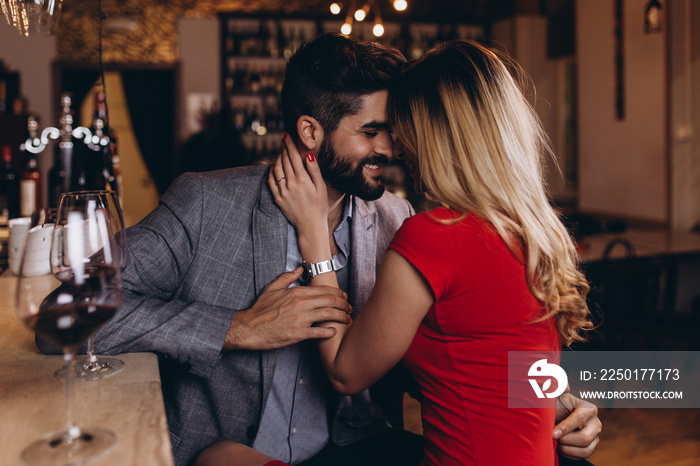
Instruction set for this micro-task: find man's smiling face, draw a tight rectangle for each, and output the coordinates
[317,90,394,201]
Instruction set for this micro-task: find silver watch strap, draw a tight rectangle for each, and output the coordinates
[308,258,338,277]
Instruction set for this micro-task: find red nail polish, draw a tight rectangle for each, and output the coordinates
[283,132,288,138]
[307,152,315,163]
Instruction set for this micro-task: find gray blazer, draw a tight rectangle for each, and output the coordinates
[89,164,414,465]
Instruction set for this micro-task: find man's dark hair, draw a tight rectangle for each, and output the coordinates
[281,33,406,141]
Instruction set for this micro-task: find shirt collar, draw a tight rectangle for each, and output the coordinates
[334,195,354,233]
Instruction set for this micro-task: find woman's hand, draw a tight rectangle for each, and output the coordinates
[268,133,329,242]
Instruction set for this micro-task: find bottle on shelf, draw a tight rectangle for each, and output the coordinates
[0,145,19,225]
[13,94,27,117]
[259,20,271,57]
[0,65,20,119]
[47,139,66,210]
[248,63,261,94]
[56,94,75,197]
[266,21,279,58]
[19,115,41,217]
[88,91,120,200]
[277,22,287,60]
[0,61,8,115]
[232,99,247,132]
[0,76,6,115]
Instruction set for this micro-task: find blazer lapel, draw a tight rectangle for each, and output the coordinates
[252,178,288,403]
[253,178,288,293]
[349,197,378,317]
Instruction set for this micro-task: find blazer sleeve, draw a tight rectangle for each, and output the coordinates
[37,173,235,380]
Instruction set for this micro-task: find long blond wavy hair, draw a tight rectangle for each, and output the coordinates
[388,40,591,346]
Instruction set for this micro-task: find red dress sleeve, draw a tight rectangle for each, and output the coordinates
[389,208,462,301]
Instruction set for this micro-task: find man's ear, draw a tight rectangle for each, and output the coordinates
[297,115,324,152]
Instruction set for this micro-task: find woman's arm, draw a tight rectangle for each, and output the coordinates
[269,136,433,394]
[326,250,432,393]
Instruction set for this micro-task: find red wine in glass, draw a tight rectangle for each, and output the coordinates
[27,303,117,351]
[27,266,119,351]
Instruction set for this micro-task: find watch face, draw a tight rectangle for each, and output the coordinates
[301,264,311,283]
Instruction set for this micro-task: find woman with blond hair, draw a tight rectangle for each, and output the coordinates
[269,40,593,465]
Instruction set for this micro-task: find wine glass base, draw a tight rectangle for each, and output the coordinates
[20,427,116,466]
[54,357,126,382]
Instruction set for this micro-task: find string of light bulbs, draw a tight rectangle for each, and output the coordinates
[330,0,408,37]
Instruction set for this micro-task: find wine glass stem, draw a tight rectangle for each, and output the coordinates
[86,336,98,363]
[63,351,81,442]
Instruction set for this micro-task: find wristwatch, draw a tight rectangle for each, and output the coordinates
[301,258,338,282]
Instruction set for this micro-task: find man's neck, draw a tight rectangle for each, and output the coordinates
[326,184,347,233]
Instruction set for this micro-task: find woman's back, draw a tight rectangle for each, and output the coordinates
[390,208,559,465]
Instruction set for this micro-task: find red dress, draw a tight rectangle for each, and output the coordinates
[389,208,560,466]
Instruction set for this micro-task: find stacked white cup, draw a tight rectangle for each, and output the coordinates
[9,218,54,276]
[8,217,32,275]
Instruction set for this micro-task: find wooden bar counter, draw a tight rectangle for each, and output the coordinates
[0,272,174,466]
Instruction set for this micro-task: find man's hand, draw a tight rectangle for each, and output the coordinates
[223,268,352,351]
[554,392,602,460]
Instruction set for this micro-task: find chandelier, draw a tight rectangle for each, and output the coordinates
[330,0,408,37]
[0,0,63,36]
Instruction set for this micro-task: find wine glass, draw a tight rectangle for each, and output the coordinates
[54,191,127,382]
[15,192,121,464]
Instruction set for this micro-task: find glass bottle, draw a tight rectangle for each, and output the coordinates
[0,145,19,225]
[56,94,78,194]
[19,115,42,217]
[0,75,6,115]
[47,141,67,210]
[89,91,120,199]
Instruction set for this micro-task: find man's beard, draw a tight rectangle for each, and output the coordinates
[317,138,387,201]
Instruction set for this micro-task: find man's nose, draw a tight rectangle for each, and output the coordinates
[375,131,395,160]
[392,138,405,160]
